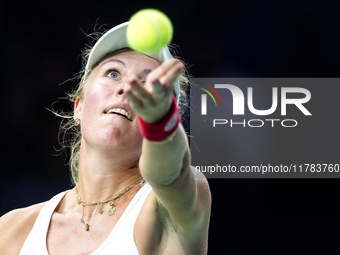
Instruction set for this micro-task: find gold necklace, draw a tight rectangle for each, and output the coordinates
[75,178,145,231]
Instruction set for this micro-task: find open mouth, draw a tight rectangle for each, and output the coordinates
[105,108,132,121]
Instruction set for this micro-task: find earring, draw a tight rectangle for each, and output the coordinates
[75,118,81,126]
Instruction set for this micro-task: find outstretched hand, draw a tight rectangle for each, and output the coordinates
[125,59,183,124]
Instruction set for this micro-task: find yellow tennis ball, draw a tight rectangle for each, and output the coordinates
[127,9,173,54]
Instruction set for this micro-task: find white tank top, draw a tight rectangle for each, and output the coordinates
[20,183,152,255]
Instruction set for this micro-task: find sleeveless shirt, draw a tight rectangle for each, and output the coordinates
[20,183,152,254]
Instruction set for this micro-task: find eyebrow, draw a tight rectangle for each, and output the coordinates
[100,59,126,67]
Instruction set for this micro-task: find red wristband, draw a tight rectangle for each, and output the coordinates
[138,95,181,141]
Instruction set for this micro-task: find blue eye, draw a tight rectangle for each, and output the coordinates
[107,70,119,79]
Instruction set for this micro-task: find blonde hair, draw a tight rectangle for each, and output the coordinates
[57,31,189,185]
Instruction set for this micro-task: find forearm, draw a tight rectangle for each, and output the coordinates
[139,124,189,186]
[125,59,190,185]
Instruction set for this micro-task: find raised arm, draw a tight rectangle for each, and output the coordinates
[125,59,211,253]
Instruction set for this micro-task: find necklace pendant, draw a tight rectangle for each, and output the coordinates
[108,206,116,216]
[85,223,90,231]
[108,201,116,216]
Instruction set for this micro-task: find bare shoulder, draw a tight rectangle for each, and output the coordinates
[0,202,46,255]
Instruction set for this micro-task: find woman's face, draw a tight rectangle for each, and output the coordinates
[74,49,161,155]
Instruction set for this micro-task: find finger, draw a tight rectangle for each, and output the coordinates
[128,78,154,106]
[159,62,184,91]
[148,59,179,83]
[151,80,167,101]
[125,90,143,109]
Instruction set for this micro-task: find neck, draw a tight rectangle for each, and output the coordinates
[76,140,142,203]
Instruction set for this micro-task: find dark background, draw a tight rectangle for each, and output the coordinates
[1,0,339,254]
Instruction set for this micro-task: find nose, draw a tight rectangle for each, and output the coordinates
[115,76,135,97]
[116,86,125,96]
[115,83,127,97]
